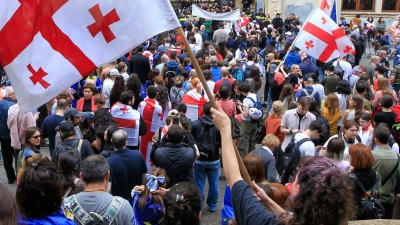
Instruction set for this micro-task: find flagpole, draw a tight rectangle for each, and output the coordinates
[176,27,255,193]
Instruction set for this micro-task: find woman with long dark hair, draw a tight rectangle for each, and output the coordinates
[58,151,84,198]
[245,67,262,101]
[156,85,171,126]
[93,108,116,151]
[126,74,144,110]
[109,75,126,107]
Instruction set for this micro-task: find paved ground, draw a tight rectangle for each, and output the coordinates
[0,40,379,225]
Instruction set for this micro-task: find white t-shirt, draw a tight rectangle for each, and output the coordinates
[333,60,352,78]
[206,80,215,95]
[194,33,203,49]
[102,78,115,108]
[323,134,360,160]
[294,133,315,157]
[242,93,257,121]
[312,84,325,100]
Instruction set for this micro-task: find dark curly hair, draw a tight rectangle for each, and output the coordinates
[163,182,201,225]
[126,73,142,97]
[109,75,126,107]
[17,157,63,219]
[156,85,169,111]
[284,157,356,225]
[93,108,115,151]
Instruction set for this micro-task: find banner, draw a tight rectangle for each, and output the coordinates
[191,4,240,21]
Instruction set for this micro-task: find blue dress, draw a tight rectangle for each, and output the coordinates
[132,192,164,225]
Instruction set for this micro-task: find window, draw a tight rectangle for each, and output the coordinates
[382,0,400,11]
[342,0,374,11]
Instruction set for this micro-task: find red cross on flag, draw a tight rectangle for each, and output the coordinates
[320,0,333,12]
[0,0,180,113]
[292,7,354,63]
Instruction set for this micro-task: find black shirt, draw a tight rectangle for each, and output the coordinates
[232,180,277,225]
[374,111,397,129]
[82,99,92,112]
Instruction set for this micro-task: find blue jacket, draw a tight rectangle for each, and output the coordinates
[295,86,321,108]
[284,52,301,68]
[0,97,16,139]
[18,212,77,225]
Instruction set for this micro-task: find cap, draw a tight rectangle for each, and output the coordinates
[240,42,248,48]
[81,112,94,120]
[168,109,179,117]
[109,68,120,76]
[64,108,84,118]
[227,60,236,69]
[285,31,293,36]
[303,74,314,82]
[55,121,75,133]
[276,13,281,15]
[259,8,263,11]
[352,66,363,74]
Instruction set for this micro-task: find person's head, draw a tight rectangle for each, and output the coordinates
[218,85,230,99]
[349,144,374,169]
[244,154,265,183]
[146,85,158,99]
[80,155,110,185]
[238,82,251,95]
[342,120,359,141]
[139,167,168,211]
[94,93,106,109]
[23,126,40,150]
[0,181,17,225]
[374,123,391,145]
[209,56,218,65]
[17,153,42,184]
[4,86,16,100]
[56,99,69,111]
[359,112,371,129]
[324,93,340,115]
[269,100,285,117]
[202,102,212,117]
[64,108,83,126]
[221,66,229,78]
[56,121,76,140]
[296,97,311,115]
[177,103,187,114]
[307,120,326,140]
[58,151,79,191]
[17,158,63,219]
[377,77,391,94]
[82,82,95,100]
[163,182,201,225]
[326,137,346,160]
[167,124,186,144]
[324,64,335,73]
[261,134,280,150]
[380,94,393,108]
[371,55,379,64]
[191,77,202,94]
[111,129,128,150]
[120,90,135,106]
[355,80,368,94]
[349,94,363,111]
[336,80,352,95]
[287,157,356,224]
[249,66,260,79]
[374,65,387,76]
[126,73,143,96]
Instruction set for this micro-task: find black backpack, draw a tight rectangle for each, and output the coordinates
[350,172,385,220]
[196,121,217,158]
[280,133,311,184]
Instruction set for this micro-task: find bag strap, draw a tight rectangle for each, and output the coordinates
[103,197,124,224]
[64,178,81,198]
[303,88,310,96]
[350,172,380,198]
[382,154,400,186]
[68,195,94,224]
[77,139,83,153]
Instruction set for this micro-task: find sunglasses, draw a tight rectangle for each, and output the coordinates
[31,135,41,139]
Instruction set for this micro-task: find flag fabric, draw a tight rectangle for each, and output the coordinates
[320,0,333,12]
[0,0,180,113]
[138,98,163,170]
[292,7,355,63]
[192,4,240,21]
[181,90,208,121]
[330,0,337,23]
[110,103,141,147]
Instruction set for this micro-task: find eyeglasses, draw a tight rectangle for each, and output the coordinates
[31,135,41,139]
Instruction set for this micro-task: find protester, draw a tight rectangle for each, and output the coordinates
[250,134,279,182]
[16,126,42,172]
[58,151,84,198]
[102,68,118,109]
[322,93,341,136]
[77,82,97,112]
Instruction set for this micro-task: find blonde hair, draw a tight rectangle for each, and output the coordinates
[324,93,340,115]
[268,101,285,117]
[377,77,392,95]
[262,134,280,148]
[191,77,202,94]
[17,153,42,182]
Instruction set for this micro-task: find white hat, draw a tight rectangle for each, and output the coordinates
[109,68,120,76]
[285,31,293,36]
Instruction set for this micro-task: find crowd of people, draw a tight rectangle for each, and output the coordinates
[1,2,400,225]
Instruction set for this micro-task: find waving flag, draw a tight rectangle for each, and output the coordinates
[0,0,180,113]
[181,90,208,121]
[292,7,354,63]
[320,0,333,12]
[192,4,240,21]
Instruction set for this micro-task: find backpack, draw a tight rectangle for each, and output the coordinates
[350,172,385,220]
[347,54,355,67]
[244,63,255,80]
[211,67,222,82]
[164,63,180,89]
[232,68,244,82]
[302,88,316,100]
[196,121,217,158]
[265,35,274,47]
[281,133,311,184]
[245,96,263,121]
[56,139,83,172]
[170,87,186,109]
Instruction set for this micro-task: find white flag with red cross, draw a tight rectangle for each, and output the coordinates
[320,0,333,12]
[0,0,181,113]
[292,7,354,63]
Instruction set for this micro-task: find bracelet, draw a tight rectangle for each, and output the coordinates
[289,129,293,134]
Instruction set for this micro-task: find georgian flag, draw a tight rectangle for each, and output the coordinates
[292,7,354,63]
[181,90,208,121]
[0,0,180,113]
[320,0,333,12]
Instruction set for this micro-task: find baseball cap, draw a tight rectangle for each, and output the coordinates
[168,109,179,117]
[81,112,94,120]
[303,74,314,82]
[276,13,281,16]
[109,68,120,76]
[352,66,363,74]
[55,121,75,133]
[259,8,263,11]
[64,108,84,118]
[227,60,236,69]
[285,31,293,36]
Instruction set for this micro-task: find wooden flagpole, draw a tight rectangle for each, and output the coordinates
[176,27,255,192]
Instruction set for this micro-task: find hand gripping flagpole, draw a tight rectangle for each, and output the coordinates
[176,27,255,193]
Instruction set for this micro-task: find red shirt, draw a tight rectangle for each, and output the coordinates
[213,78,235,94]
